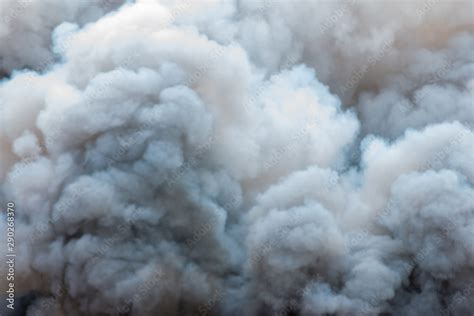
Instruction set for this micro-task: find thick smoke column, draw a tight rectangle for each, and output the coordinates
[0,0,473,315]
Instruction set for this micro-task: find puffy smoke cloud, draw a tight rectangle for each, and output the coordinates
[0,0,473,315]
[0,0,125,76]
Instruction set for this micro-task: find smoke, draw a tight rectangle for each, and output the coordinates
[0,0,473,315]
[0,0,126,75]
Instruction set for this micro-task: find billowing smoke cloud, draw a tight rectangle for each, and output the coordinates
[0,0,126,75]
[0,0,473,315]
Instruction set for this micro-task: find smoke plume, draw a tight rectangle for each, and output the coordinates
[0,0,473,315]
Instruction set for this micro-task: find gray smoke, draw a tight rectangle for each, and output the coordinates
[0,0,473,315]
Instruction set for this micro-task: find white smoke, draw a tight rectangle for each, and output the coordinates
[0,0,125,75]
[0,0,473,315]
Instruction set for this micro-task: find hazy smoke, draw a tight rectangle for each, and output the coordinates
[0,0,125,75]
[0,0,473,315]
